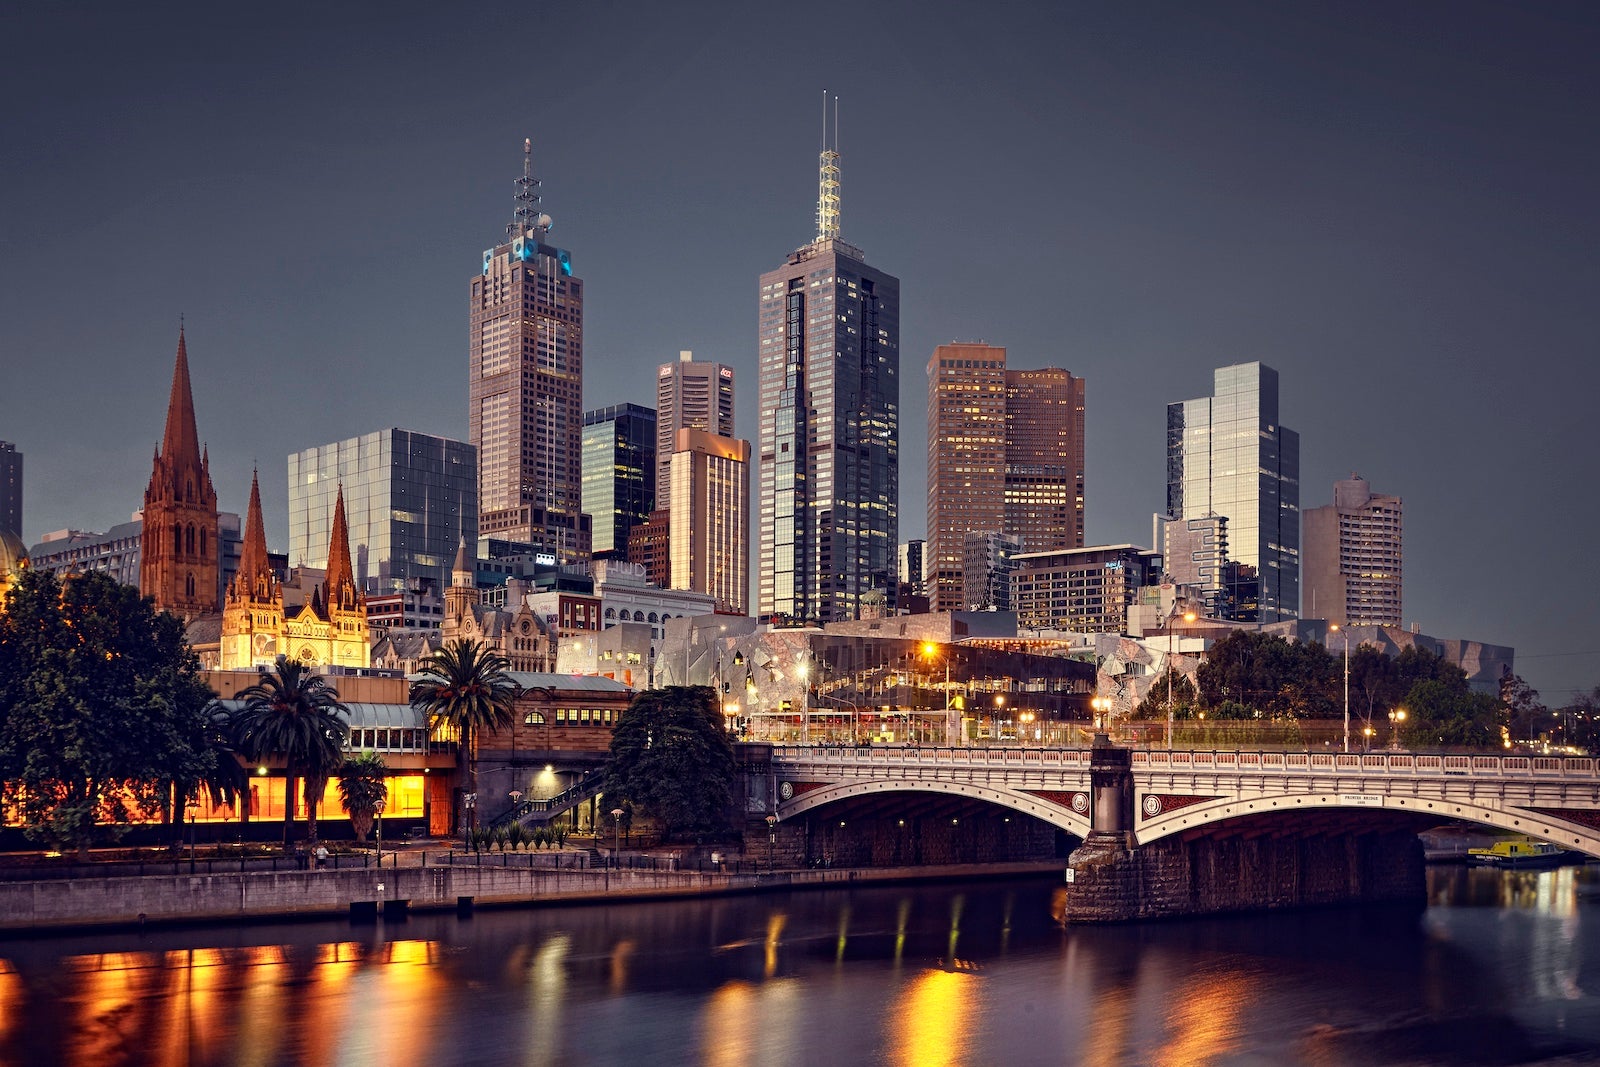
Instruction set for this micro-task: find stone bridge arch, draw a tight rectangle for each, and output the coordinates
[778,778,1093,839]
[1137,792,1600,858]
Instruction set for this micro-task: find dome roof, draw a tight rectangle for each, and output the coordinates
[0,529,26,577]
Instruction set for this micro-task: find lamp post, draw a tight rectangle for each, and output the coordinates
[1388,708,1407,749]
[610,807,624,869]
[765,814,777,871]
[186,798,198,874]
[374,797,385,866]
[921,642,957,746]
[1331,623,1350,753]
[1164,606,1197,750]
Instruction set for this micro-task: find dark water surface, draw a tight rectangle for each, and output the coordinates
[3,866,1600,1066]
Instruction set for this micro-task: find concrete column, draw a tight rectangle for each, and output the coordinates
[1088,733,1133,837]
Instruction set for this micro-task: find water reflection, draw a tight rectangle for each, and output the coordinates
[1,867,1599,1065]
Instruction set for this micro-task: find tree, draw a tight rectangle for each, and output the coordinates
[1131,672,1198,720]
[409,638,517,839]
[234,657,349,850]
[161,697,250,848]
[1499,671,1546,746]
[1348,644,1400,735]
[0,569,216,857]
[337,752,389,843]
[604,686,735,841]
[1399,679,1503,749]
[1196,631,1335,719]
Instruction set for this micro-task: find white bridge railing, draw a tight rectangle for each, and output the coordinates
[769,745,1600,780]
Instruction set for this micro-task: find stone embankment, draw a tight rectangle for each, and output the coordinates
[0,861,1062,933]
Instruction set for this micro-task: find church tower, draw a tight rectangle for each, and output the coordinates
[140,326,220,619]
[444,536,477,632]
[321,485,369,664]
[220,469,282,667]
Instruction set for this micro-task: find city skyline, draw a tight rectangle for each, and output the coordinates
[4,3,1598,700]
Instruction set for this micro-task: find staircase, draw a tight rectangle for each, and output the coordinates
[489,769,608,830]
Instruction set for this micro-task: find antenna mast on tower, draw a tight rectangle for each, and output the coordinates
[816,92,841,241]
[511,138,544,238]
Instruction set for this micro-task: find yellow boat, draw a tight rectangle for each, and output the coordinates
[1467,838,1570,867]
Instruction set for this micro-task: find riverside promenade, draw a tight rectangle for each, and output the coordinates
[0,855,1062,933]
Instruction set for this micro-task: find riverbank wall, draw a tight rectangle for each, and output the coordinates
[0,861,1063,933]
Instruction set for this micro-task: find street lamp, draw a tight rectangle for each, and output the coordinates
[1331,623,1351,753]
[1165,606,1197,750]
[1388,707,1407,748]
[1019,710,1037,744]
[186,797,199,874]
[374,796,386,866]
[765,814,777,871]
[921,642,958,745]
[610,807,624,869]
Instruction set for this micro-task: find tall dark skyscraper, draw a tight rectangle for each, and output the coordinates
[581,403,656,560]
[1166,362,1300,622]
[757,99,899,624]
[469,139,589,561]
[0,440,20,538]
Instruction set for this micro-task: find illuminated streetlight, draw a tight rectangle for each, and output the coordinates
[1331,623,1351,753]
[1165,606,1197,750]
[1388,707,1407,748]
[610,807,624,870]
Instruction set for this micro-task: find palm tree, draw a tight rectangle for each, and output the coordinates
[180,700,252,839]
[410,638,518,840]
[338,752,389,843]
[235,656,350,850]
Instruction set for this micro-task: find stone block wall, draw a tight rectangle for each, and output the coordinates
[1064,828,1425,923]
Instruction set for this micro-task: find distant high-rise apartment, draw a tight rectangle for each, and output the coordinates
[0,441,20,538]
[655,351,734,502]
[1302,474,1402,626]
[757,101,899,624]
[926,343,1085,612]
[668,429,750,615]
[1013,544,1163,633]
[1166,362,1299,622]
[582,404,656,560]
[469,139,589,560]
[288,428,477,595]
[626,509,671,589]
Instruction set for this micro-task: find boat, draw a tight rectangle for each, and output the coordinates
[1467,838,1571,867]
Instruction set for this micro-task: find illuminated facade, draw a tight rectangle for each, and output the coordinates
[140,327,221,620]
[668,428,750,615]
[757,113,899,624]
[469,140,589,560]
[581,403,656,560]
[926,344,1086,611]
[0,529,25,608]
[220,471,369,670]
[1166,362,1299,622]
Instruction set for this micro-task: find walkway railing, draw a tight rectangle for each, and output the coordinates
[489,769,609,829]
[770,745,1600,780]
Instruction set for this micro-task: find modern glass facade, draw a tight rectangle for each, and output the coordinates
[287,428,477,595]
[581,403,656,559]
[1166,363,1299,621]
[758,237,899,624]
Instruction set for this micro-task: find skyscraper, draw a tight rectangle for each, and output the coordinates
[0,441,20,539]
[469,139,589,560]
[1302,474,1402,626]
[655,351,734,502]
[288,428,477,595]
[668,428,750,615]
[1166,362,1300,622]
[757,101,899,624]
[925,343,1085,612]
[582,403,656,560]
[140,327,220,621]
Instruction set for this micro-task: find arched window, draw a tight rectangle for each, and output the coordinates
[185,479,194,502]
[605,607,616,620]
[524,711,545,726]
[647,612,659,624]
[185,525,195,556]
[172,522,182,554]
[199,528,207,556]
[185,573,195,598]
[633,610,645,622]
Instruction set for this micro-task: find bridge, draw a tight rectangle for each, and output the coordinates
[767,743,1600,920]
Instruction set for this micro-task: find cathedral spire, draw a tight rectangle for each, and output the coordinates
[159,325,203,473]
[234,468,272,596]
[324,484,357,612]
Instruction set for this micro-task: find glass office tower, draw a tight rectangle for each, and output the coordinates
[1166,362,1299,621]
[288,428,477,595]
[581,403,656,560]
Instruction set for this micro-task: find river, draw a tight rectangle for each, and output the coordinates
[2,866,1599,1066]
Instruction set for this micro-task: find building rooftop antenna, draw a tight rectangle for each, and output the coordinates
[511,137,544,238]
[816,92,841,241]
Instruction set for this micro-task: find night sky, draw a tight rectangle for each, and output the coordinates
[3,3,1596,702]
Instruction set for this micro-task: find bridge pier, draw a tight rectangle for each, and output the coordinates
[1062,737,1426,923]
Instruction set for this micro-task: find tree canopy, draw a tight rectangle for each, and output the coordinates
[234,656,349,848]
[0,569,219,855]
[604,686,736,841]
[409,638,517,836]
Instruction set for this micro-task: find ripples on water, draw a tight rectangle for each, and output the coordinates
[3,867,1600,1066]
